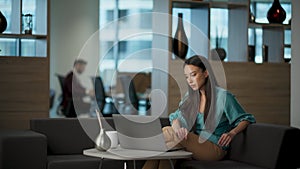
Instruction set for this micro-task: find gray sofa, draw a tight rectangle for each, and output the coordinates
[1,117,300,169]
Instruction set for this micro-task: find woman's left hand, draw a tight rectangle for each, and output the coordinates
[218,121,250,147]
[217,132,236,147]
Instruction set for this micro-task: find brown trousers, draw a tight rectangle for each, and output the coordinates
[142,126,226,169]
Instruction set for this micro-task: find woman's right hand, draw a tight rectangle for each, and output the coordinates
[172,119,188,140]
[175,127,188,140]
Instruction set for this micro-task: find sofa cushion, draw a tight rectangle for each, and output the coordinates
[30,118,115,155]
[0,129,47,169]
[228,123,300,169]
[176,159,267,169]
[47,154,124,169]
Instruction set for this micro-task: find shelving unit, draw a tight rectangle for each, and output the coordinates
[248,23,291,62]
[0,0,48,57]
[170,0,249,62]
[0,0,50,129]
[169,0,291,63]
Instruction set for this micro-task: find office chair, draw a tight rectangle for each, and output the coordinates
[56,74,65,94]
[55,73,76,117]
[119,75,150,114]
[55,74,65,115]
[91,76,118,117]
[49,89,55,109]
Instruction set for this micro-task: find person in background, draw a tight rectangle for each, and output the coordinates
[61,59,95,117]
[142,55,256,169]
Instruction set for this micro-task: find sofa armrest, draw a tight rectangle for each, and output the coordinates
[276,126,300,169]
[0,129,47,169]
[228,123,300,169]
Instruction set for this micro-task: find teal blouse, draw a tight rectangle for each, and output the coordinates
[169,87,256,150]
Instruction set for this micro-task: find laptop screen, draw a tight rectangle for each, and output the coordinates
[112,114,168,152]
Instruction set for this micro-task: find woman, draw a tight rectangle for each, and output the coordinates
[143,55,256,169]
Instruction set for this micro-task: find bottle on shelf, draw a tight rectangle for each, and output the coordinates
[267,0,286,24]
[172,13,189,60]
[249,6,255,23]
[22,14,33,34]
[0,11,7,33]
[262,45,268,62]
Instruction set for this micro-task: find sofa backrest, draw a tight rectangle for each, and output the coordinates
[30,117,170,155]
[30,118,115,155]
[160,117,171,127]
[228,123,300,169]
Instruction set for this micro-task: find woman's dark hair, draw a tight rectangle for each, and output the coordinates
[184,55,207,72]
[179,55,218,131]
[183,55,209,86]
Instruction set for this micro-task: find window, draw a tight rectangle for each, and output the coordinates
[210,8,228,61]
[99,0,153,88]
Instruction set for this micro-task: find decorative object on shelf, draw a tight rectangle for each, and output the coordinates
[249,12,256,23]
[267,0,286,24]
[172,13,188,60]
[248,45,255,62]
[22,14,33,34]
[95,109,111,151]
[210,27,226,61]
[249,8,255,23]
[0,11,7,33]
[262,45,268,62]
[284,58,291,63]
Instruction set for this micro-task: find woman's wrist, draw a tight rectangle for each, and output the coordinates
[228,131,237,140]
[229,130,237,136]
[171,119,181,132]
[230,121,250,136]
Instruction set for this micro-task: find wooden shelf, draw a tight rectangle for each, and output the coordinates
[210,1,248,9]
[172,0,247,9]
[172,0,209,8]
[0,33,47,39]
[251,0,290,2]
[248,22,291,30]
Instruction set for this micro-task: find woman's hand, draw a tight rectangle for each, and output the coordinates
[217,131,236,147]
[218,121,250,147]
[175,127,188,140]
[171,119,188,140]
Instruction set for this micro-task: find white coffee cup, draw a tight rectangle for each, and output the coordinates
[106,131,118,149]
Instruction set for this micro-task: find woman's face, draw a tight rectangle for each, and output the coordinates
[184,64,208,91]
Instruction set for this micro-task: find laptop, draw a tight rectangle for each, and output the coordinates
[111,114,182,153]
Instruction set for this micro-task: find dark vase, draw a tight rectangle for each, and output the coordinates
[210,48,226,61]
[0,11,7,33]
[210,29,226,61]
[267,0,286,24]
[172,13,188,60]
